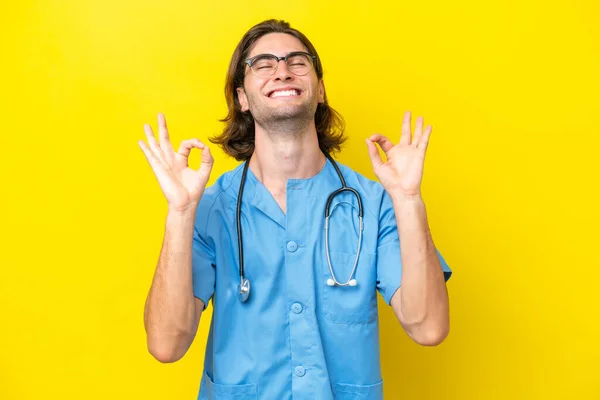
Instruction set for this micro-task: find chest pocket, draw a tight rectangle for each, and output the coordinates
[201,371,257,400]
[320,251,378,324]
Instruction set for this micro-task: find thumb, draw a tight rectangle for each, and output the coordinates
[200,144,214,166]
[366,138,383,169]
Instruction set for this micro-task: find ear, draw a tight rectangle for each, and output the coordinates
[236,87,249,112]
[318,79,325,104]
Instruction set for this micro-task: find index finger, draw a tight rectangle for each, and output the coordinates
[368,134,395,153]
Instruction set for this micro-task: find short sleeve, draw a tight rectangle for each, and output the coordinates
[192,207,216,310]
[376,192,452,305]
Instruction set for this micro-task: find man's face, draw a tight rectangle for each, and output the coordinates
[236,33,325,127]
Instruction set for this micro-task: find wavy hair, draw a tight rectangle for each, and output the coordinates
[209,19,346,161]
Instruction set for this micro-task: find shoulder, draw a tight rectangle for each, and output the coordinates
[201,163,244,204]
[333,160,386,199]
[194,163,244,235]
[331,159,394,218]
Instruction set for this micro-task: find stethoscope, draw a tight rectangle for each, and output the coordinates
[236,152,364,302]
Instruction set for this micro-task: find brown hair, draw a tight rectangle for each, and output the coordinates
[209,19,346,161]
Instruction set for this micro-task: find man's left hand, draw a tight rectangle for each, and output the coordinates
[366,111,432,199]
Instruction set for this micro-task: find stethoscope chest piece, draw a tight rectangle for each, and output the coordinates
[238,278,250,302]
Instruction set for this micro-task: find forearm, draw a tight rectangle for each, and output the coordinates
[391,193,449,344]
[144,207,199,361]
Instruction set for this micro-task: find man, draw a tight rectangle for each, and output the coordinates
[140,19,452,400]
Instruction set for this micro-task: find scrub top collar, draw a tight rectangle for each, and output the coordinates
[242,156,338,229]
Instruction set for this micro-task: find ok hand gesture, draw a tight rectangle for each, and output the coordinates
[138,113,214,212]
[366,111,432,199]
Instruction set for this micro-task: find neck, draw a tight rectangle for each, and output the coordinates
[249,119,326,194]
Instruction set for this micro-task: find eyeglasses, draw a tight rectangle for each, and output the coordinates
[245,51,317,78]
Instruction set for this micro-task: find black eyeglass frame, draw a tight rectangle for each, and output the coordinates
[244,51,318,77]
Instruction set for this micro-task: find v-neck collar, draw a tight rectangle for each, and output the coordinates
[242,157,336,229]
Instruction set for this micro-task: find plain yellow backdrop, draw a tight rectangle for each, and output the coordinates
[2,0,599,399]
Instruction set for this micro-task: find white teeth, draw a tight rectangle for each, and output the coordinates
[270,90,299,98]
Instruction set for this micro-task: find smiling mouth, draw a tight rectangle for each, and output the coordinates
[268,89,302,98]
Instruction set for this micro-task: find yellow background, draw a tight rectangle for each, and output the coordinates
[2,0,599,399]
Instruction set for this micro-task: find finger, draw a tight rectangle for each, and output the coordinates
[400,111,412,145]
[417,125,432,151]
[178,138,206,160]
[158,113,176,163]
[144,124,169,169]
[365,138,384,169]
[413,116,424,146]
[200,143,214,166]
[138,139,169,177]
[368,134,395,153]
[138,139,158,167]
[138,140,175,191]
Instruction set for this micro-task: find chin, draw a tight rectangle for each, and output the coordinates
[260,103,317,123]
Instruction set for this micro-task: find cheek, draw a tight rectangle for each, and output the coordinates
[244,92,260,109]
[246,81,268,103]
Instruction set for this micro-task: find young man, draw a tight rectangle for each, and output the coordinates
[140,19,452,400]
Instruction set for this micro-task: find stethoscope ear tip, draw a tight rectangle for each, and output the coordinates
[326,278,358,287]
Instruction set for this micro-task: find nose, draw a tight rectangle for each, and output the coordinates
[274,59,294,81]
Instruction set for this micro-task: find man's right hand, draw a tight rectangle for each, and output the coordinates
[138,113,214,212]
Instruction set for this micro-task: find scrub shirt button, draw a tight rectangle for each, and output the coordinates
[294,366,306,377]
[286,241,298,252]
[291,303,303,314]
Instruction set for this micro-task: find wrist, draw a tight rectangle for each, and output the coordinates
[389,190,423,206]
[167,198,200,214]
[166,203,198,221]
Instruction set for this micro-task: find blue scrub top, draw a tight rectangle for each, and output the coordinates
[192,157,452,400]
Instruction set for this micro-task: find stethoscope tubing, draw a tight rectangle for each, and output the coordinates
[236,152,363,302]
